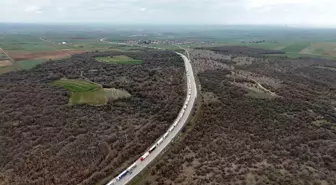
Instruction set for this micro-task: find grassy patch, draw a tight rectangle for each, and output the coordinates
[53,78,131,105]
[16,59,46,70]
[53,79,101,92]
[0,53,8,60]
[0,65,18,74]
[95,55,144,64]
[71,88,131,105]
[240,43,288,50]
[281,43,309,53]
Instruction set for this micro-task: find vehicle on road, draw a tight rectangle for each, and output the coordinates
[127,163,137,173]
[163,132,169,139]
[140,152,149,161]
[157,137,164,145]
[116,170,129,181]
[148,145,157,153]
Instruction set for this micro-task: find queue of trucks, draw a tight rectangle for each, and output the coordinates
[99,44,193,185]
[107,69,193,185]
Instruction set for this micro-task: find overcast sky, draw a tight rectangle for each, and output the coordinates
[1,0,335,27]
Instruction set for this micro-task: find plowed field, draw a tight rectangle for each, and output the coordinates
[11,49,87,61]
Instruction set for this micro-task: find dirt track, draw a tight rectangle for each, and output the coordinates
[0,48,15,63]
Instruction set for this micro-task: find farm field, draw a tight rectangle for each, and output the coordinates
[134,46,336,185]
[0,53,8,60]
[0,32,127,73]
[95,55,144,64]
[16,59,47,70]
[10,49,87,61]
[0,60,12,67]
[53,79,101,92]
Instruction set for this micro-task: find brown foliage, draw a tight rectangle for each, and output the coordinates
[0,49,185,185]
[141,47,336,185]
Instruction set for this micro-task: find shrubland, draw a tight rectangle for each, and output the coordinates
[138,46,336,185]
[0,49,185,185]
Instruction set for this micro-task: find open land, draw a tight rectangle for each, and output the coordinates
[53,79,131,105]
[135,46,336,185]
[11,49,88,61]
[0,60,12,67]
[0,49,186,185]
[95,55,144,64]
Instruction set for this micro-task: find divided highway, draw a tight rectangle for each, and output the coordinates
[101,39,197,185]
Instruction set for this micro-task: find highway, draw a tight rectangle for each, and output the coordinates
[101,39,197,185]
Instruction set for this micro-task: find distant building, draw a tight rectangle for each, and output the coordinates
[62,42,67,45]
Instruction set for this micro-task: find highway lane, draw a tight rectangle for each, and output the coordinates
[101,39,197,185]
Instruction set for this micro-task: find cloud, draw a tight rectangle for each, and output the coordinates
[25,5,42,13]
[0,0,335,27]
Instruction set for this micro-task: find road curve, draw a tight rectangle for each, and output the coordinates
[101,39,197,185]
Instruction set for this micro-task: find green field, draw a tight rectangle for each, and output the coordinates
[0,66,18,74]
[281,43,309,53]
[70,88,131,105]
[53,79,101,92]
[0,53,8,60]
[53,78,131,105]
[95,55,144,64]
[16,59,46,70]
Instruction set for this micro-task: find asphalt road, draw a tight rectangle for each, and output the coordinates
[101,39,197,185]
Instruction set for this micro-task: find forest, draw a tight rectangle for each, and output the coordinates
[0,49,186,185]
[197,46,285,57]
[138,47,336,185]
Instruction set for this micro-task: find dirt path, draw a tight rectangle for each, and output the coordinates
[252,79,277,96]
[0,47,15,64]
[40,37,57,45]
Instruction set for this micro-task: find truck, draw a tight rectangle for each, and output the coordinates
[127,162,137,172]
[116,170,129,181]
[168,126,174,133]
[140,152,149,161]
[157,137,164,145]
[163,132,169,139]
[148,145,157,153]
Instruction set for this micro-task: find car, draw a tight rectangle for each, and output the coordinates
[140,152,149,161]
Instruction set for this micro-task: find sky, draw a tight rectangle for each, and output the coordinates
[0,0,336,27]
